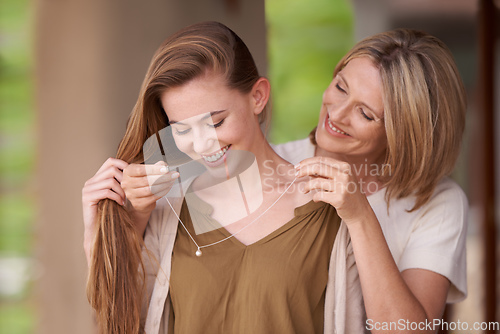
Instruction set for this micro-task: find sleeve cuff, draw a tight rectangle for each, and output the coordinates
[398,250,467,303]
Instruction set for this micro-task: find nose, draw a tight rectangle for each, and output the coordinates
[327,103,350,124]
[323,83,350,124]
[192,126,218,154]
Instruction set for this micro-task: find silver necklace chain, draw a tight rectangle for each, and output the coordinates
[164,177,298,256]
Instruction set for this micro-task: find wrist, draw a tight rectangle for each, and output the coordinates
[83,236,94,266]
[129,208,152,238]
[343,206,379,238]
[342,199,377,227]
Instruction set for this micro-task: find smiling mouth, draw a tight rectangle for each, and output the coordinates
[201,145,231,163]
[327,116,350,136]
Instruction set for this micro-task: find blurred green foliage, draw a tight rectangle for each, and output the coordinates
[0,0,35,332]
[0,0,35,254]
[0,302,34,334]
[266,0,354,144]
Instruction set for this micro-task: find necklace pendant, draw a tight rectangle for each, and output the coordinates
[195,248,202,257]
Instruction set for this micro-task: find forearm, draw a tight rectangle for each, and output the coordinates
[83,228,95,267]
[347,212,433,334]
[129,208,152,239]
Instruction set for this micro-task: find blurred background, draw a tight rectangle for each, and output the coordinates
[0,0,498,333]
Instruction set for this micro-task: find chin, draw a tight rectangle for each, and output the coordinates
[203,149,257,181]
[314,128,349,155]
[316,126,336,150]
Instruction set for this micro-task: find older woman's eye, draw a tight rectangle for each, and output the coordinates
[335,83,346,93]
[360,108,374,121]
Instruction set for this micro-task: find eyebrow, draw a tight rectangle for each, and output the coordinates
[337,73,384,120]
[169,110,227,125]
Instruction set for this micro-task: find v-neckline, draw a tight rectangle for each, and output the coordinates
[182,192,324,248]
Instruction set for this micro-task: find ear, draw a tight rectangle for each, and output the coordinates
[250,77,271,116]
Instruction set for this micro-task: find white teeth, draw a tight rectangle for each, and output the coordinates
[202,145,229,163]
[328,120,349,136]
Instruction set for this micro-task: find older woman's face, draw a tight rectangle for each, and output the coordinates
[315,57,387,164]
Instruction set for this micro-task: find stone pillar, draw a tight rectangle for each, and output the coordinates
[34,1,266,333]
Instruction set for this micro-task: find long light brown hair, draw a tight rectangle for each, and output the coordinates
[86,21,266,333]
[312,28,466,211]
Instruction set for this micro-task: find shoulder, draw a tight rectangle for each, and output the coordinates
[368,177,468,266]
[146,196,183,237]
[415,177,468,224]
[148,178,196,231]
[271,137,315,165]
[428,177,468,207]
[372,177,467,220]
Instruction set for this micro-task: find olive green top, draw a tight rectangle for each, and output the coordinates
[168,197,341,334]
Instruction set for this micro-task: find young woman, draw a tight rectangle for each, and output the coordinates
[82,21,364,334]
[276,28,467,333]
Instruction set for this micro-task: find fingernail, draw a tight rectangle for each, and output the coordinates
[295,169,300,176]
[160,166,169,173]
[294,164,300,170]
[171,172,180,179]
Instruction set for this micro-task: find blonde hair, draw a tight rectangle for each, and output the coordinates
[315,28,466,211]
[86,21,267,333]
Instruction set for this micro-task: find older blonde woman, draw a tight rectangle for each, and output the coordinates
[276,28,467,333]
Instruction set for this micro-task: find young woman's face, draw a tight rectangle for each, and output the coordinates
[315,57,387,164]
[160,72,261,177]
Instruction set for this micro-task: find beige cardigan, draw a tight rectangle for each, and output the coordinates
[141,191,365,334]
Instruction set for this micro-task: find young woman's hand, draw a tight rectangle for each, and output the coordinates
[82,157,128,262]
[121,161,179,236]
[295,156,375,225]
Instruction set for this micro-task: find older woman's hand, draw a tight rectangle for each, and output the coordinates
[295,156,375,225]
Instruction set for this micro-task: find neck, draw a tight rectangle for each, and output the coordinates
[257,142,296,191]
[249,131,296,182]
